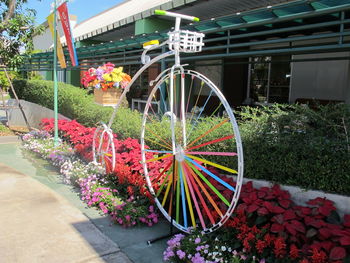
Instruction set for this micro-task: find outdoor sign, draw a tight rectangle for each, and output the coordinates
[57,2,79,66]
[46,12,66,68]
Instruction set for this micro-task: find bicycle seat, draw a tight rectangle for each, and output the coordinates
[143,40,159,50]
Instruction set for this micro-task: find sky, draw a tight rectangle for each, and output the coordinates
[25,0,124,25]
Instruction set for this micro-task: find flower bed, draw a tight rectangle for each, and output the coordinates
[164,182,350,263]
[23,118,350,262]
[22,126,159,228]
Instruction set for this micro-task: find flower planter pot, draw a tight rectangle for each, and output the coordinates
[94,88,122,106]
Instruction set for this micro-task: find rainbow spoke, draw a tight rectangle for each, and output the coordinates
[186,154,238,175]
[175,162,180,222]
[144,137,173,151]
[187,90,214,138]
[156,171,171,197]
[145,127,173,149]
[159,83,168,113]
[187,119,229,149]
[146,153,173,163]
[155,161,174,196]
[188,80,204,126]
[186,135,234,152]
[185,156,236,193]
[179,162,188,228]
[161,169,174,207]
[185,164,214,226]
[209,102,222,118]
[144,149,172,154]
[184,161,223,218]
[152,159,173,182]
[181,162,205,228]
[180,164,196,228]
[186,151,237,156]
[185,75,195,113]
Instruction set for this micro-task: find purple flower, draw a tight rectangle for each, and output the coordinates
[176,250,186,259]
[194,237,201,244]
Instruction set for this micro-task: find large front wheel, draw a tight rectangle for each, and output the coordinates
[141,69,243,233]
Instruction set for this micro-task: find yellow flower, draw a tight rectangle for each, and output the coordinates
[102,73,112,82]
[112,75,123,83]
[113,67,123,74]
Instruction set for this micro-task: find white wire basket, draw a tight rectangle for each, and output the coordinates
[168,30,205,53]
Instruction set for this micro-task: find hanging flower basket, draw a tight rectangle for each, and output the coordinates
[94,87,122,106]
[81,62,131,106]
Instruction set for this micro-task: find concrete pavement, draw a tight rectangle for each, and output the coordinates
[0,137,168,263]
[0,162,131,263]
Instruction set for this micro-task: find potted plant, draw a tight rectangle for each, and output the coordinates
[81,62,131,106]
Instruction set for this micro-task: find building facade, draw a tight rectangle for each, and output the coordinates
[29,0,350,107]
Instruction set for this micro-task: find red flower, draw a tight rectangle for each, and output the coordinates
[290,244,300,259]
[310,248,327,263]
[273,237,286,258]
[127,186,134,196]
[243,237,252,251]
[256,240,267,254]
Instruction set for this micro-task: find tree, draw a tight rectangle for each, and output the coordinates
[0,0,43,67]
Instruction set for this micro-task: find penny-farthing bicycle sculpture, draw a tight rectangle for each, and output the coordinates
[93,10,243,234]
[140,10,244,234]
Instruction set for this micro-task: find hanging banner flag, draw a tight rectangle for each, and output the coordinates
[47,12,66,68]
[57,2,79,66]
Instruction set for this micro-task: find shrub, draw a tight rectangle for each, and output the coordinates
[239,104,350,195]
[12,79,142,139]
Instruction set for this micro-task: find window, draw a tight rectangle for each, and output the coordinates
[248,56,291,104]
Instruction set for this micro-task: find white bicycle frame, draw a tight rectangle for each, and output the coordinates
[93,10,201,170]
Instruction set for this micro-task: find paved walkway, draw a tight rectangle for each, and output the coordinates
[0,136,168,263]
[0,162,131,263]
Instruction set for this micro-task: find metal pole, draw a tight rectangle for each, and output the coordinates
[53,0,59,147]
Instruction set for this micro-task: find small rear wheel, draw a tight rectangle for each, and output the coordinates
[93,123,116,174]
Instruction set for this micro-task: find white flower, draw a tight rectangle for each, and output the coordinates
[221,246,227,252]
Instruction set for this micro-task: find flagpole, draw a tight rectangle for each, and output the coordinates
[53,0,59,147]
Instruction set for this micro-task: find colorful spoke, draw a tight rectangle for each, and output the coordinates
[184,161,224,218]
[159,83,168,113]
[186,151,237,156]
[180,163,196,227]
[156,171,171,197]
[144,136,173,151]
[179,162,188,228]
[187,119,229,149]
[187,89,214,138]
[145,126,173,149]
[186,154,238,175]
[175,162,180,222]
[188,80,204,126]
[144,149,172,154]
[161,170,173,206]
[187,135,234,152]
[209,102,222,117]
[185,156,235,193]
[185,75,195,113]
[153,159,173,184]
[185,163,214,226]
[181,162,204,228]
[146,153,172,163]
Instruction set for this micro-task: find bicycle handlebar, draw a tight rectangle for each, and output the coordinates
[155,9,200,22]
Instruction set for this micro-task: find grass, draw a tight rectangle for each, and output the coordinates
[0,123,14,136]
